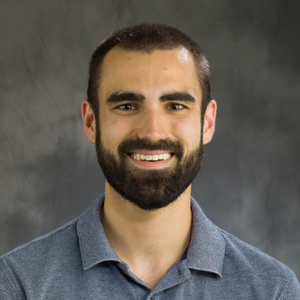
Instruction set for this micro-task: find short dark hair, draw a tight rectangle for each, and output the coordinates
[87,23,211,120]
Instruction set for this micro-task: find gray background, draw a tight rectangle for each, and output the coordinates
[1,0,299,279]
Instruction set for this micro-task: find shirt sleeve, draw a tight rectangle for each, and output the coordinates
[0,258,26,300]
[278,271,300,300]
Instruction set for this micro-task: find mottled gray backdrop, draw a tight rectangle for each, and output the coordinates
[1,0,299,279]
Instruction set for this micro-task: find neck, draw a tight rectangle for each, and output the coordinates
[101,181,193,288]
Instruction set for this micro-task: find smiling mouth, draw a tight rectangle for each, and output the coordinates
[129,153,172,161]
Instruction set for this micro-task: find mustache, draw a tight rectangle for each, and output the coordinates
[118,138,184,159]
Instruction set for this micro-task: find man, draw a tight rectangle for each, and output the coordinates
[0,23,299,299]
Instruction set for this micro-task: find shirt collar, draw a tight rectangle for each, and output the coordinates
[77,193,122,270]
[187,197,225,278]
[77,194,225,277]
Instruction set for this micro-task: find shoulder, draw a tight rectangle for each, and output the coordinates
[1,217,79,263]
[220,229,291,276]
[190,197,299,285]
[0,218,79,298]
[219,228,300,298]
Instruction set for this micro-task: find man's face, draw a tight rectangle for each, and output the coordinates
[96,47,205,210]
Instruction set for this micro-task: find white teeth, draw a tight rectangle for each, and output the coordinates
[164,153,171,160]
[131,153,171,161]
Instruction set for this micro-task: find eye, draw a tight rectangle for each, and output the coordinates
[166,103,186,110]
[118,104,136,110]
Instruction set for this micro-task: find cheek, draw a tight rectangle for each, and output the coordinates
[172,117,201,150]
[100,117,134,151]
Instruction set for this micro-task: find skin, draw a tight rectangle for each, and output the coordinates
[81,47,217,288]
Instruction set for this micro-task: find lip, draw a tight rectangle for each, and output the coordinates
[127,152,174,168]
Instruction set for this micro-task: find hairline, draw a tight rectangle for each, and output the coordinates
[93,45,208,118]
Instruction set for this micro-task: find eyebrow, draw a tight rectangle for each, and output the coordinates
[159,92,196,103]
[105,92,145,105]
[105,91,196,105]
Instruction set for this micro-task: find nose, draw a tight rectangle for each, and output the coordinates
[136,108,168,142]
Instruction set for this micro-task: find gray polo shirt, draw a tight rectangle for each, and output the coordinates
[0,194,299,299]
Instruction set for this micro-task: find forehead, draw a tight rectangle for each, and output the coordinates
[99,47,201,100]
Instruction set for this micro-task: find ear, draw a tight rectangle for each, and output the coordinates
[202,100,217,145]
[81,100,96,144]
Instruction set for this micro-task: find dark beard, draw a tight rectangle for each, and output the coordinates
[96,130,204,211]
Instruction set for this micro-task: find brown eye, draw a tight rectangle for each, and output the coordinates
[167,104,185,110]
[119,104,136,110]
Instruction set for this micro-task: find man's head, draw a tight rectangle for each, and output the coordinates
[87,23,211,122]
[82,23,216,210]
